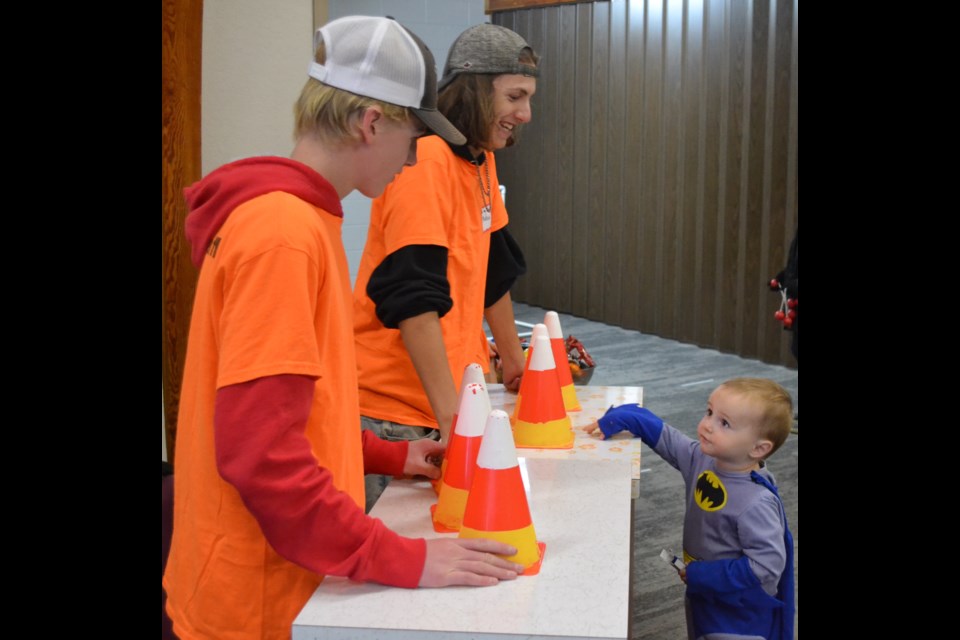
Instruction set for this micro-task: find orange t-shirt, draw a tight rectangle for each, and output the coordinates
[353,136,508,428]
[164,192,365,639]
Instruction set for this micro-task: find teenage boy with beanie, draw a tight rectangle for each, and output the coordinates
[163,17,523,640]
[353,24,539,510]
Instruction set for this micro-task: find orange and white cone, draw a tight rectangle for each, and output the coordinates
[544,311,581,411]
[459,410,545,574]
[431,363,488,496]
[513,335,574,449]
[453,363,487,431]
[431,382,490,531]
[511,323,548,422]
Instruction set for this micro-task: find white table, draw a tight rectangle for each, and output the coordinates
[293,457,633,640]
[488,384,644,498]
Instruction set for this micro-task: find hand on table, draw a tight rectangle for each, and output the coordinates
[583,421,604,438]
[404,438,445,479]
[419,538,524,587]
[594,404,663,439]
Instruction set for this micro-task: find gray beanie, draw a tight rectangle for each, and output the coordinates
[439,24,539,91]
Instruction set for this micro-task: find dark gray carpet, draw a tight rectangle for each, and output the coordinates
[510,302,798,639]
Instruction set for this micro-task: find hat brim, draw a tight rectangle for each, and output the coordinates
[412,108,466,146]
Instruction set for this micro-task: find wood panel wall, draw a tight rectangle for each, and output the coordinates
[494,0,798,365]
[162,0,203,462]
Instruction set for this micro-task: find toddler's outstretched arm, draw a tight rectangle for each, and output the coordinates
[585,405,664,446]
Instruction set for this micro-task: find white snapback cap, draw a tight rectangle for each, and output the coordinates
[309,16,465,145]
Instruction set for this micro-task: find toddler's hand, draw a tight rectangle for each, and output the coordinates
[583,421,604,438]
[678,568,687,584]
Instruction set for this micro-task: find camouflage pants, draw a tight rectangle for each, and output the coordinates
[360,416,439,513]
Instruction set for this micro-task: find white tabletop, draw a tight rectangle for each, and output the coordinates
[489,384,644,497]
[293,457,633,640]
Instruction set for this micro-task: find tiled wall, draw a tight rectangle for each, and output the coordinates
[328,0,487,284]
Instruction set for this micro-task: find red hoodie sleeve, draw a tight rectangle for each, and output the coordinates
[214,374,426,587]
[361,429,408,476]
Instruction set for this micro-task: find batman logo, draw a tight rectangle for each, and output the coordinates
[695,471,726,511]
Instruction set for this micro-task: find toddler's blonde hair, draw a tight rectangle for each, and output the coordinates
[719,378,793,457]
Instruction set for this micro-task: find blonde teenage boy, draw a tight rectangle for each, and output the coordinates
[164,17,522,640]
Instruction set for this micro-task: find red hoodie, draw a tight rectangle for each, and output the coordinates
[184,156,343,267]
[166,157,424,640]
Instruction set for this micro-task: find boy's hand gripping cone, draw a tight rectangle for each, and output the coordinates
[458,410,545,574]
[544,311,581,411]
[431,381,490,532]
[513,335,575,449]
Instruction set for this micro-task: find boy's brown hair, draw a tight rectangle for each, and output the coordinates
[720,378,793,457]
[437,48,538,150]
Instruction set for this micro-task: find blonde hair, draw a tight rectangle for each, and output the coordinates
[719,378,793,457]
[294,42,411,144]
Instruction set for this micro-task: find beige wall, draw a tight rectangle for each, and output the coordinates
[201,0,315,175]
[201,0,485,284]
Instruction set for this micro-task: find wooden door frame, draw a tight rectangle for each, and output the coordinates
[161,0,202,464]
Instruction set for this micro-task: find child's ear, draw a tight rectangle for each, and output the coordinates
[750,439,774,461]
[358,106,384,143]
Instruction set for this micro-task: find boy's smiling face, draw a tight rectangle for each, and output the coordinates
[484,74,536,151]
[697,386,773,472]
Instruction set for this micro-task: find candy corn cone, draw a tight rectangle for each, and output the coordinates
[459,410,544,573]
[513,335,574,449]
[432,363,488,496]
[452,363,487,434]
[457,363,487,401]
[544,311,581,411]
[511,323,548,421]
[431,382,490,532]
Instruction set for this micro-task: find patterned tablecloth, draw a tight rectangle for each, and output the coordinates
[488,384,644,497]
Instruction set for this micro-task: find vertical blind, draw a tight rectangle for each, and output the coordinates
[494,0,798,365]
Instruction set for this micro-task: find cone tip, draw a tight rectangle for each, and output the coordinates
[531,323,548,341]
[455,382,491,437]
[544,312,562,338]
[477,410,518,470]
[528,335,557,372]
[461,363,486,388]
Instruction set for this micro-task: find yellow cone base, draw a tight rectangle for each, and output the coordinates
[561,383,581,411]
[431,485,469,533]
[521,542,546,576]
[514,416,575,449]
[459,522,543,571]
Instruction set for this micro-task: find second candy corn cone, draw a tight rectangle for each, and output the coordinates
[513,335,574,449]
[544,311,581,411]
[511,323,548,422]
[433,362,489,496]
[432,382,490,531]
